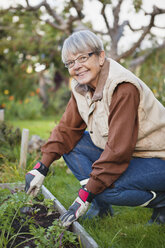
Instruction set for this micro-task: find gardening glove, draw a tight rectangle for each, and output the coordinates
[25,161,49,197]
[60,188,95,227]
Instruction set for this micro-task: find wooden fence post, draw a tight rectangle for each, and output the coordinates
[0,109,4,121]
[19,128,29,169]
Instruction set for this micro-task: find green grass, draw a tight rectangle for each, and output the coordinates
[45,162,165,248]
[10,118,57,139]
[6,119,165,248]
[44,162,165,248]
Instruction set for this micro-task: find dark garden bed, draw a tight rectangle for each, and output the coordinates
[0,183,98,248]
[0,187,80,248]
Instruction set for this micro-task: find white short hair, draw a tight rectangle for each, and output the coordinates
[61,30,104,63]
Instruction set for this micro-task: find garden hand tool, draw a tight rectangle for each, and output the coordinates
[60,188,95,227]
[25,161,49,197]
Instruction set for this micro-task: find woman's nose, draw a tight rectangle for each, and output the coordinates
[73,60,82,69]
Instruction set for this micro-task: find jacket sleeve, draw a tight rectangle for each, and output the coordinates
[41,93,87,167]
[86,83,140,194]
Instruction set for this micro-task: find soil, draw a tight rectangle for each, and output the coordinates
[3,201,80,248]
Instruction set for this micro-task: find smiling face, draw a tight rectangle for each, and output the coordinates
[68,51,105,88]
[62,30,106,88]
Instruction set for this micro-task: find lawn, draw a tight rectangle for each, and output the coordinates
[10,118,57,139]
[7,119,165,248]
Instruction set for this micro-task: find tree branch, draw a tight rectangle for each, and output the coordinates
[117,22,154,60]
[5,0,66,29]
[153,24,165,29]
[101,3,111,34]
[117,4,165,61]
[144,5,165,16]
[70,0,84,19]
[44,19,68,32]
[112,0,123,31]
[4,0,86,33]
[37,0,64,25]
[127,21,146,32]
[23,0,45,11]
[25,0,30,7]
[130,40,165,69]
[67,0,85,32]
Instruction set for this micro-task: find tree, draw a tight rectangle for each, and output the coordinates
[0,9,65,103]
[1,0,164,69]
[0,0,164,115]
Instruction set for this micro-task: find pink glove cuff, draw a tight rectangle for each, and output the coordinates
[78,188,95,203]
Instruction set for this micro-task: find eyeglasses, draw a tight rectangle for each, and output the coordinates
[64,52,95,69]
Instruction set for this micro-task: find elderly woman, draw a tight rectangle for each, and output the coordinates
[25,30,165,227]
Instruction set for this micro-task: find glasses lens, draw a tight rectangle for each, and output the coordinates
[78,55,88,63]
[65,61,74,68]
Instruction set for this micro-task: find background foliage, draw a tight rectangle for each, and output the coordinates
[0,9,70,119]
[138,48,165,106]
[0,1,165,120]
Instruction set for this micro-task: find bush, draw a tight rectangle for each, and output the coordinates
[0,122,22,182]
[0,122,21,161]
[0,84,71,120]
[139,48,165,106]
[1,95,43,120]
[43,85,71,116]
[0,121,39,182]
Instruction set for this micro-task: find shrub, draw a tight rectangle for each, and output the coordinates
[44,85,71,116]
[1,95,43,120]
[139,48,165,106]
[0,122,21,162]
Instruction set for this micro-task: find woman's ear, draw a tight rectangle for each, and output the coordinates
[99,51,105,66]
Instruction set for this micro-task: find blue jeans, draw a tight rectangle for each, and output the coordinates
[63,131,165,208]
